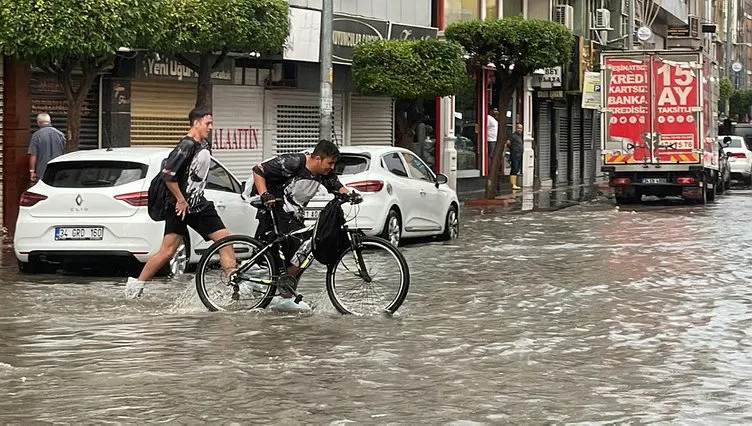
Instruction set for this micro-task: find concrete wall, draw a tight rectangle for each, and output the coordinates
[288,0,432,27]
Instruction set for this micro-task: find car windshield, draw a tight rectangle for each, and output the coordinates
[43,161,148,188]
[336,155,369,175]
[720,137,745,148]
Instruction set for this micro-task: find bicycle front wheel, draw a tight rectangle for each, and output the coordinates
[326,236,410,315]
[196,235,277,311]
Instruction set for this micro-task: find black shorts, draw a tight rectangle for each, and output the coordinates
[255,209,306,263]
[164,203,226,241]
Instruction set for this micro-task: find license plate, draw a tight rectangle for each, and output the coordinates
[642,178,666,184]
[55,227,104,241]
[304,209,320,220]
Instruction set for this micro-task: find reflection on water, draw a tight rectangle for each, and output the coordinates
[2,192,752,422]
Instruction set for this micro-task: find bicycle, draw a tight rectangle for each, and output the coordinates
[195,192,410,315]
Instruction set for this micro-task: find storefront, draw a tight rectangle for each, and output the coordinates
[128,56,232,148]
[0,56,4,227]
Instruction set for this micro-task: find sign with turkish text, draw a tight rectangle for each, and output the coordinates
[604,57,651,160]
[332,14,389,64]
[581,71,601,109]
[138,56,233,81]
[388,23,438,40]
[541,67,562,88]
[651,56,699,157]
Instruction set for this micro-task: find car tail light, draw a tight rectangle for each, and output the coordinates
[611,177,631,186]
[19,191,48,207]
[347,180,384,192]
[676,177,696,185]
[115,191,148,206]
[729,152,747,158]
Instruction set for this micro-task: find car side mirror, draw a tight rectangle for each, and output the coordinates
[723,136,732,147]
[435,173,448,188]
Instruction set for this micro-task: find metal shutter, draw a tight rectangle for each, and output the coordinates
[0,57,4,226]
[571,101,582,184]
[536,99,552,182]
[130,80,196,146]
[593,111,602,179]
[583,109,594,183]
[30,73,100,150]
[211,85,264,182]
[264,90,344,157]
[556,105,569,186]
[350,96,394,146]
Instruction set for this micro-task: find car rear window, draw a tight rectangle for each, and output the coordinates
[43,161,148,188]
[336,155,369,175]
[721,138,745,148]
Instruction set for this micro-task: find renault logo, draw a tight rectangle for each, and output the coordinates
[75,194,83,206]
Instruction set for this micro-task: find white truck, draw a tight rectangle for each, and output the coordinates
[600,49,721,204]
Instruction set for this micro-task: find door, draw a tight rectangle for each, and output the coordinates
[399,151,443,233]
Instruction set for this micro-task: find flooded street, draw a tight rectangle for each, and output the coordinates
[3,190,752,423]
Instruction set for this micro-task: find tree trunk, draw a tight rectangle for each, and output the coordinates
[57,61,101,152]
[196,54,213,111]
[485,79,519,199]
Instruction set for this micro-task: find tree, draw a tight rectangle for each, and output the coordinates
[719,77,734,101]
[153,0,289,111]
[0,0,159,151]
[730,88,752,120]
[446,17,573,198]
[352,39,467,148]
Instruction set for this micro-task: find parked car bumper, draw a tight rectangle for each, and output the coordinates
[14,214,164,263]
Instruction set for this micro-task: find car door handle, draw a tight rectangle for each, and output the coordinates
[216,202,227,209]
[419,189,426,196]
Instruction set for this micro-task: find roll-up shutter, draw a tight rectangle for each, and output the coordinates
[350,96,394,146]
[536,99,552,182]
[264,90,344,157]
[556,105,569,186]
[583,109,594,183]
[30,73,100,150]
[211,85,264,182]
[0,57,4,226]
[571,101,582,184]
[593,111,602,180]
[130,80,196,146]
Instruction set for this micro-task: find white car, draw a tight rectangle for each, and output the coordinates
[718,135,752,185]
[305,146,460,246]
[14,147,256,274]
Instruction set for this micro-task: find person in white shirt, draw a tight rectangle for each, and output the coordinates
[487,105,499,171]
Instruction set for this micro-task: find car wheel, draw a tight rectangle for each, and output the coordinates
[18,260,36,274]
[380,209,401,247]
[745,175,752,186]
[440,205,459,241]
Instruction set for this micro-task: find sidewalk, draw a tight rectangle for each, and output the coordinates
[464,179,610,210]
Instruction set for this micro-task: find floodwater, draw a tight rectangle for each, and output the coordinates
[2,189,752,423]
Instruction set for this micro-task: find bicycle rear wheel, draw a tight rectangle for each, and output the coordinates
[196,235,277,311]
[326,236,410,315]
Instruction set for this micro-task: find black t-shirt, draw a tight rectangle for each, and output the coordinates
[252,153,343,221]
[161,136,212,213]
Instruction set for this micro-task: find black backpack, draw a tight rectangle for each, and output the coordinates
[312,198,349,266]
[147,171,170,222]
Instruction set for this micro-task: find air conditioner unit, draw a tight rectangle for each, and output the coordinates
[593,8,612,30]
[555,4,575,31]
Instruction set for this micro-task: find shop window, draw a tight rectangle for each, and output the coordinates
[503,0,523,18]
[409,98,438,171]
[445,0,480,25]
[455,76,479,172]
[485,0,497,19]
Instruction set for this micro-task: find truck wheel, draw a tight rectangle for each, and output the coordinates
[615,190,641,205]
[707,182,716,202]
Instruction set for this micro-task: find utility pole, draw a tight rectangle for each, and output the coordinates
[627,0,635,50]
[319,0,334,142]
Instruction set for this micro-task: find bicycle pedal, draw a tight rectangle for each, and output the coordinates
[294,294,303,304]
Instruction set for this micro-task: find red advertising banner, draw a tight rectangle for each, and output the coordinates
[651,56,699,161]
[604,57,651,161]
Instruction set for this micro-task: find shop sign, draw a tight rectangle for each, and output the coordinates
[332,14,389,64]
[388,23,438,40]
[581,72,601,109]
[541,67,562,88]
[137,56,233,82]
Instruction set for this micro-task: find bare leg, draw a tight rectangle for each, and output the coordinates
[207,228,235,274]
[138,234,182,281]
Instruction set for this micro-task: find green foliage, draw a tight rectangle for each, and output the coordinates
[152,0,289,55]
[445,16,573,77]
[352,39,468,99]
[730,88,752,118]
[719,77,734,100]
[0,0,157,64]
